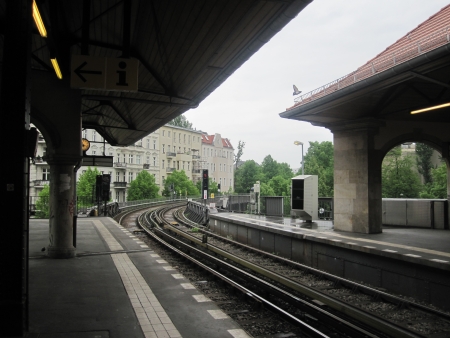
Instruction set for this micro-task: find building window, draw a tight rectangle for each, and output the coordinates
[162,176,165,182]
[128,172,133,183]
[116,172,120,181]
[153,157,156,166]
[128,154,133,164]
[123,154,126,163]
[182,161,185,170]
[162,144,165,153]
[146,156,150,164]
[163,130,165,136]
[179,134,181,143]
[123,172,126,182]
[115,191,119,202]
[187,162,190,171]
[173,132,176,142]
[147,139,150,148]
[92,131,96,142]
[92,150,96,155]
[168,131,170,137]
[153,140,156,149]
[220,164,222,172]
[136,155,141,164]
[42,168,50,180]
[167,145,170,152]
[162,160,165,169]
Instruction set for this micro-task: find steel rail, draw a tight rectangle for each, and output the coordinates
[141,206,389,338]
[174,207,450,323]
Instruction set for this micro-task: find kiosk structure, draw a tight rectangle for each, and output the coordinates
[291,175,318,221]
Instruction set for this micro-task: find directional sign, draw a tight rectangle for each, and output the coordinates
[106,58,139,91]
[71,55,106,89]
[71,55,139,92]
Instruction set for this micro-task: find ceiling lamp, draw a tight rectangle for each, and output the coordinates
[411,102,450,114]
[32,0,47,38]
[50,58,62,79]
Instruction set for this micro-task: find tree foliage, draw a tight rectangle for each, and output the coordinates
[161,170,199,197]
[126,171,160,201]
[415,143,433,184]
[35,184,50,218]
[420,162,448,199]
[168,114,193,129]
[300,141,334,197]
[234,160,262,193]
[382,147,421,198]
[234,140,245,169]
[77,167,101,198]
[195,178,219,196]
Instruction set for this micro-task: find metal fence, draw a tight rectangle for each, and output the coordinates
[291,26,450,108]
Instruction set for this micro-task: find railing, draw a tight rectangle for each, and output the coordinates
[290,26,450,109]
[114,162,127,168]
[113,181,127,188]
[34,157,46,164]
[192,169,201,174]
[33,180,50,187]
[166,152,176,157]
[192,155,201,159]
[166,167,175,172]
[143,164,150,169]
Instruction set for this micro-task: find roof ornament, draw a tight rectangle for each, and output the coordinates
[293,84,302,96]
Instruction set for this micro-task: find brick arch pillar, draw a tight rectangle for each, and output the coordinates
[329,119,384,234]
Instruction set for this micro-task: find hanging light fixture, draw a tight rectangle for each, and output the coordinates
[32,0,47,38]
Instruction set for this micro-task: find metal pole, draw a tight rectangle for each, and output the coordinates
[301,143,304,175]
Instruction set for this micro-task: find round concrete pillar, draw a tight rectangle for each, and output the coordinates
[47,163,76,258]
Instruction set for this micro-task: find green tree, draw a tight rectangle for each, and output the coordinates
[261,155,278,180]
[267,175,290,196]
[77,167,101,198]
[127,171,160,201]
[168,114,193,129]
[415,143,433,184]
[234,160,262,193]
[382,147,421,198]
[420,162,447,198]
[195,178,219,196]
[35,184,50,218]
[300,141,334,197]
[161,170,199,197]
[234,140,245,169]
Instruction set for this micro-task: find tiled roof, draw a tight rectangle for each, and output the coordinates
[287,4,450,111]
[201,134,234,149]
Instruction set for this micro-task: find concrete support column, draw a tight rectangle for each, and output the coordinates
[332,121,382,233]
[47,161,76,258]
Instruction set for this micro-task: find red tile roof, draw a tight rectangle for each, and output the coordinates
[287,4,450,111]
[201,134,234,149]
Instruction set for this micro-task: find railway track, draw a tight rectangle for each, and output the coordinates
[119,202,450,337]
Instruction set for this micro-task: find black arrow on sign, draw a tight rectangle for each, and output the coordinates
[74,61,102,82]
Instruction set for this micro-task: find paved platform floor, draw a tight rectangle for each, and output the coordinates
[27,218,250,338]
[212,213,450,266]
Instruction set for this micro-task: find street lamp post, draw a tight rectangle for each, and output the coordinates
[294,141,304,175]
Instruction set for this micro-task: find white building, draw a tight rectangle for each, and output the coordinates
[30,125,234,201]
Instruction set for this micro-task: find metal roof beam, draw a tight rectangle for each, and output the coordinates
[83,95,198,108]
[409,71,450,89]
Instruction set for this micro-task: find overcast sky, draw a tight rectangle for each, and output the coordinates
[184,0,449,169]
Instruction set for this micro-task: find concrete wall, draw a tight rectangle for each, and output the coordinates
[209,215,450,310]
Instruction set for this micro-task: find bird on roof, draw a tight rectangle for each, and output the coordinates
[293,85,301,96]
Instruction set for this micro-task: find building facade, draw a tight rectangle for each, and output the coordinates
[30,125,234,201]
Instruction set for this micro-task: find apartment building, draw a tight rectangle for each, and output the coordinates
[201,133,234,192]
[30,125,234,201]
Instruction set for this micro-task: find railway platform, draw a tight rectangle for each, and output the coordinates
[210,212,450,265]
[209,212,450,310]
[27,217,250,338]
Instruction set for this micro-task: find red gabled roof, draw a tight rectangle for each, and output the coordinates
[201,134,234,149]
[287,4,450,111]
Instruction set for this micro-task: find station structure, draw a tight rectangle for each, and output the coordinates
[0,0,313,336]
[280,4,450,234]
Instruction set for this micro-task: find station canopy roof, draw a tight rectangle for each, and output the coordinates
[21,0,311,146]
[280,4,450,128]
